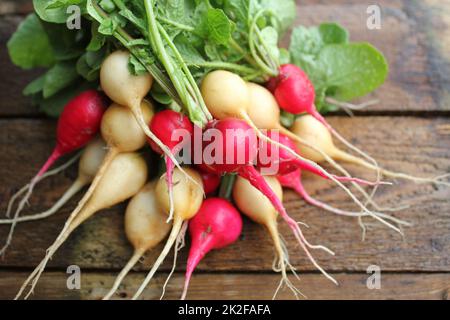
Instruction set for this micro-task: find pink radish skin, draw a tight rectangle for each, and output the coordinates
[271,64,320,119]
[38,90,107,178]
[182,198,242,300]
[199,171,221,195]
[257,131,383,186]
[149,110,195,220]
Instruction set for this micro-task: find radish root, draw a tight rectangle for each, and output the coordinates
[160,221,187,300]
[1,153,81,256]
[0,178,86,225]
[103,248,146,300]
[132,219,183,300]
[243,113,403,235]
[268,223,305,300]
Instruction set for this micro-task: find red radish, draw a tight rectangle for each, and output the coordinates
[132,168,204,300]
[271,64,315,116]
[149,110,194,220]
[233,175,334,299]
[278,170,410,228]
[257,131,383,187]
[103,182,171,300]
[2,90,107,255]
[181,198,242,300]
[291,115,450,186]
[16,152,148,299]
[200,118,335,273]
[198,171,221,196]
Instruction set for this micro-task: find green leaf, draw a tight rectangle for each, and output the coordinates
[174,35,205,64]
[43,61,79,98]
[98,18,117,35]
[318,43,388,101]
[39,81,96,117]
[289,23,350,87]
[128,54,148,76]
[7,14,55,69]
[258,0,296,35]
[206,8,233,45]
[33,0,84,23]
[42,21,86,60]
[23,75,46,96]
[98,0,115,13]
[87,22,106,51]
[76,54,99,81]
[319,23,349,45]
[259,26,279,62]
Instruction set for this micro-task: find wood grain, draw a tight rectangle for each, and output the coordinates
[1,271,449,300]
[0,117,449,272]
[1,0,450,116]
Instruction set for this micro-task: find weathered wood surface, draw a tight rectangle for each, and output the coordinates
[1,0,450,116]
[0,271,449,300]
[1,117,449,273]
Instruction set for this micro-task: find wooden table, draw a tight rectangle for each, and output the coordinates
[0,0,449,300]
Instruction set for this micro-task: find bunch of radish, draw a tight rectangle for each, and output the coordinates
[6,45,448,302]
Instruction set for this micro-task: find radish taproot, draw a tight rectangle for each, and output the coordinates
[103,182,171,300]
[233,175,334,298]
[181,198,242,300]
[291,115,450,186]
[132,167,204,300]
[257,131,382,186]
[2,90,107,255]
[16,152,148,299]
[278,170,410,228]
[100,51,189,183]
[148,110,194,221]
[0,137,107,226]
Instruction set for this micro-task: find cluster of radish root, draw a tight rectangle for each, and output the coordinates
[4,50,450,301]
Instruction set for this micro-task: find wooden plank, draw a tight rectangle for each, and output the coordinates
[1,0,450,116]
[0,117,449,272]
[0,271,449,300]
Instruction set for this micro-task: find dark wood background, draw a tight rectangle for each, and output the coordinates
[0,0,449,300]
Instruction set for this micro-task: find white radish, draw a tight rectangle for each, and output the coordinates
[16,152,148,299]
[233,175,336,299]
[103,182,171,300]
[132,168,204,300]
[64,101,153,230]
